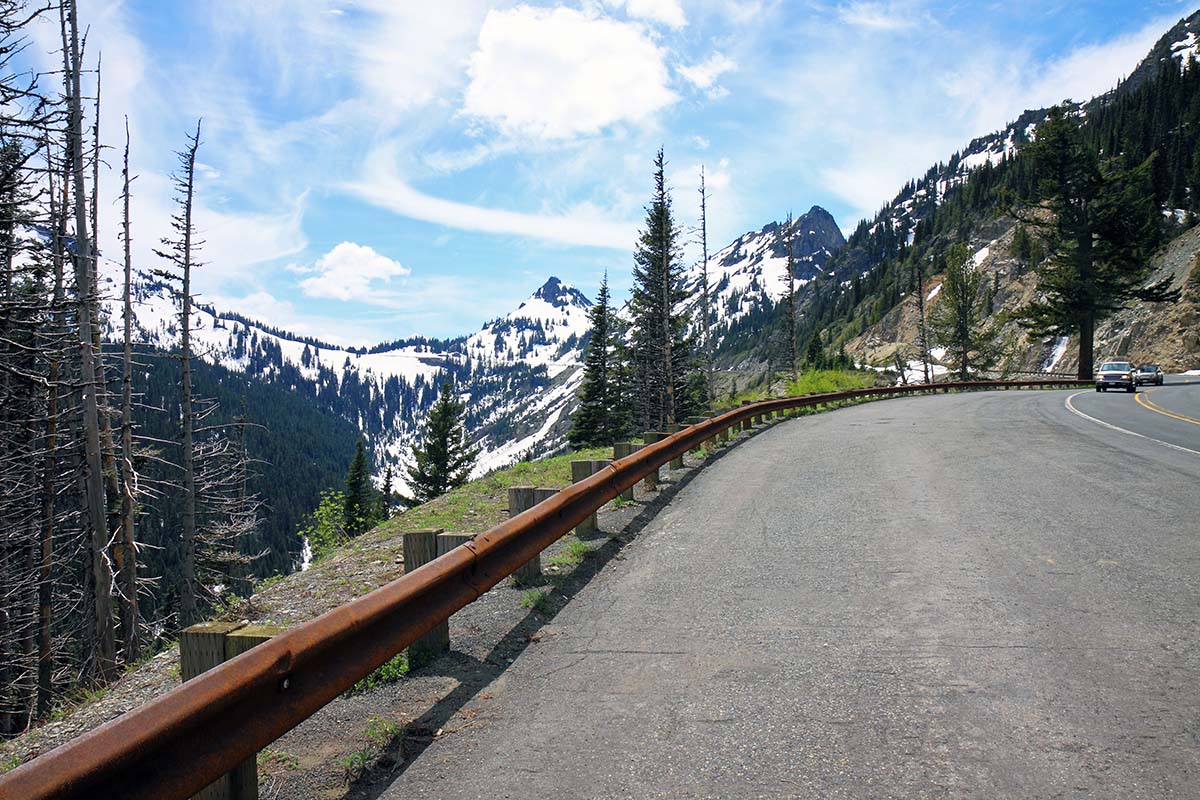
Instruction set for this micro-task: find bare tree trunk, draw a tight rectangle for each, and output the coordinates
[117,116,138,660]
[785,212,797,383]
[178,120,201,626]
[38,139,66,716]
[61,0,115,680]
[85,59,125,620]
[699,166,712,400]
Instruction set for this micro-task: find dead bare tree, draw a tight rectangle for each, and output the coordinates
[116,115,138,661]
[59,0,115,680]
[698,166,712,399]
[153,119,203,625]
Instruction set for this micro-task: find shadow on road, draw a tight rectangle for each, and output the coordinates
[344,423,775,799]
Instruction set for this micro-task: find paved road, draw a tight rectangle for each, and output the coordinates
[379,389,1200,799]
[1066,375,1200,456]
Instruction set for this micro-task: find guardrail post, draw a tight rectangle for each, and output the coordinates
[571,460,611,535]
[179,621,249,800]
[685,416,705,453]
[437,532,474,557]
[642,432,666,490]
[739,402,753,432]
[665,424,684,469]
[224,626,283,800]
[613,442,637,500]
[404,529,447,662]
[508,488,541,584]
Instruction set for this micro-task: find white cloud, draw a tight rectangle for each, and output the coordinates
[462,6,678,140]
[298,242,412,302]
[837,1,918,31]
[346,144,637,249]
[678,52,738,90]
[604,0,687,29]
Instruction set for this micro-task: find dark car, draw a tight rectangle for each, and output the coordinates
[1095,361,1136,392]
[1135,363,1164,386]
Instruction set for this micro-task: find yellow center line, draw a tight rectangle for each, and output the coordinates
[1135,388,1200,426]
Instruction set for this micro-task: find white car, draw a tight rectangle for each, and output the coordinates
[1095,361,1135,393]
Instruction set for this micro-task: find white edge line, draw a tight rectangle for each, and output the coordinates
[1064,391,1200,458]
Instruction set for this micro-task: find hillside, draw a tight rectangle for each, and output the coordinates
[793,10,1200,376]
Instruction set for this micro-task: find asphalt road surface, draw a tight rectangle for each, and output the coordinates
[379,388,1200,799]
[1065,374,1200,457]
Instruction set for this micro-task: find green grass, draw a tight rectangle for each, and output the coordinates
[349,651,408,694]
[784,369,877,396]
[520,589,554,614]
[365,716,401,745]
[546,536,590,568]
[257,749,300,771]
[371,446,611,538]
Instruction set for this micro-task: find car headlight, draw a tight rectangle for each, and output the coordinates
[1122,373,1130,379]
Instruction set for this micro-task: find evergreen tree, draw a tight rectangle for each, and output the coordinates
[928,243,998,380]
[342,437,374,536]
[569,274,629,447]
[628,148,696,430]
[1017,105,1177,379]
[377,464,394,520]
[407,378,479,504]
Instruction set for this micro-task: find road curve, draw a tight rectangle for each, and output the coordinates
[1065,375,1200,456]
[379,389,1200,799]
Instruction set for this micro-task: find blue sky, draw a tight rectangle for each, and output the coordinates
[31,0,1198,344]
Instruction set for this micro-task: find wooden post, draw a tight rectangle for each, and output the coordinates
[180,621,245,800]
[404,530,446,662]
[223,625,283,800]
[642,432,666,490]
[508,488,541,584]
[437,532,475,557]
[571,460,610,535]
[685,417,705,453]
[665,424,684,470]
[613,442,636,500]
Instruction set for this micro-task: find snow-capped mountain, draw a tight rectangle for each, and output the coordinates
[463,276,592,375]
[102,271,594,486]
[680,205,846,348]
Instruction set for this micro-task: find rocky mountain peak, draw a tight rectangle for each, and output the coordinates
[1124,9,1200,93]
[530,276,592,309]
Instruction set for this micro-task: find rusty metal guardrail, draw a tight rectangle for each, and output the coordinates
[0,378,1085,800]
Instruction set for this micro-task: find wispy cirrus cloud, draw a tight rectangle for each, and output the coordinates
[345,144,638,250]
[836,1,920,31]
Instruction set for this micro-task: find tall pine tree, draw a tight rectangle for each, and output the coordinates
[628,148,696,430]
[407,378,479,504]
[569,274,629,447]
[1017,105,1176,378]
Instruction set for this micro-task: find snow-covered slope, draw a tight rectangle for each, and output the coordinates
[463,276,592,377]
[100,270,593,486]
[679,205,846,348]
